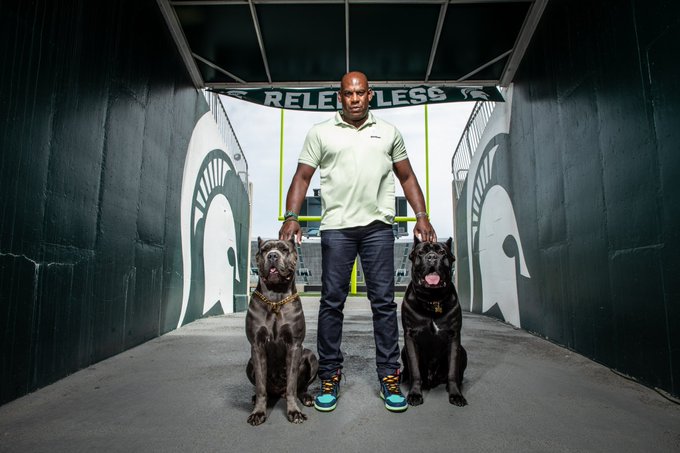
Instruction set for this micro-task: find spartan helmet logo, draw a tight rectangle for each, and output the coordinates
[225,90,248,100]
[461,87,490,101]
[178,112,243,328]
[466,135,530,327]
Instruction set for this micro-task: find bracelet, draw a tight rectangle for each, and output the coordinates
[283,210,299,220]
[283,217,299,224]
[415,211,429,219]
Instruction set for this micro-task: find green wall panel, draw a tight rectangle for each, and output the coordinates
[0,0,250,405]
[456,0,680,396]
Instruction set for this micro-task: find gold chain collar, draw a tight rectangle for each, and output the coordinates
[253,290,298,314]
[425,299,444,314]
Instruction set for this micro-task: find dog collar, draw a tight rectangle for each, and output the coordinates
[425,300,444,314]
[253,290,298,314]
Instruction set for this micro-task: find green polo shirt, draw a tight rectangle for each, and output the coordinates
[298,111,408,231]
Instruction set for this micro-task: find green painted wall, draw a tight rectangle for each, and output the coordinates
[456,0,679,397]
[0,0,250,405]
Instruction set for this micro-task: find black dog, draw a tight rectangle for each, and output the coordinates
[245,238,318,425]
[401,237,468,406]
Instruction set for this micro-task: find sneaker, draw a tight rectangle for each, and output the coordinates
[379,370,408,412]
[314,370,341,412]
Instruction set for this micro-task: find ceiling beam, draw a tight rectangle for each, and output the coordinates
[193,53,247,83]
[157,0,204,88]
[248,0,272,83]
[345,0,350,72]
[500,0,548,86]
[456,49,512,82]
[171,1,531,5]
[425,1,448,82]
[206,79,500,89]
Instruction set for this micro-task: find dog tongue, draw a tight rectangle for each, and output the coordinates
[425,273,440,285]
[269,268,279,275]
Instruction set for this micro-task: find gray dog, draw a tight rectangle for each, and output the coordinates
[245,238,318,425]
[401,237,468,407]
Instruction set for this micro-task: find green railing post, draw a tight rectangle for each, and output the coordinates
[278,108,285,219]
[424,103,430,213]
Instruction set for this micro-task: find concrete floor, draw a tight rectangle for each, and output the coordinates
[1,297,679,452]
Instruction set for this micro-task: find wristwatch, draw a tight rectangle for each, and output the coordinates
[283,210,299,220]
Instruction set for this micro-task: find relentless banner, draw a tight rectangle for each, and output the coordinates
[213,85,504,111]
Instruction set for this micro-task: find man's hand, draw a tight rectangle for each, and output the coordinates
[413,217,437,242]
[393,159,436,242]
[279,219,303,244]
[279,163,316,245]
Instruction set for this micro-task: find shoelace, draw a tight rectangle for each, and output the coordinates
[321,375,340,394]
[382,375,402,395]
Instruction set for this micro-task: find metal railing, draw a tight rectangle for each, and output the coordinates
[202,90,249,189]
[451,100,497,199]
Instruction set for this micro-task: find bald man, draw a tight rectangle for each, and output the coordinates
[280,71,436,413]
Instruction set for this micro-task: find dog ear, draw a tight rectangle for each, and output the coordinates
[409,244,417,261]
[289,236,297,251]
[409,234,421,261]
[258,236,264,251]
[446,237,456,261]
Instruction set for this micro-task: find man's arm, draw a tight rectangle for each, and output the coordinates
[393,159,437,242]
[279,163,316,243]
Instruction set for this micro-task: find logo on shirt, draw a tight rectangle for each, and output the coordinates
[370,135,381,139]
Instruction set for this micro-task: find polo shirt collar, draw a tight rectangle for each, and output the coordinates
[335,110,376,130]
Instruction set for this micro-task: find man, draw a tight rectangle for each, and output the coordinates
[279,71,436,413]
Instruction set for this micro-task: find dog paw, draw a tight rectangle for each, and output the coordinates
[287,409,308,424]
[407,392,424,406]
[300,393,314,407]
[449,394,467,407]
[247,411,267,426]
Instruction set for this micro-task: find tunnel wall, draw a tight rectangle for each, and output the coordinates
[456,0,679,397]
[0,0,250,405]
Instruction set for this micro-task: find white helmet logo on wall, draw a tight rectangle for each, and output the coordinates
[465,87,530,328]
[178,112,241,327]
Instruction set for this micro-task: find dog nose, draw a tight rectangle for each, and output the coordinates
[267,252,279,261]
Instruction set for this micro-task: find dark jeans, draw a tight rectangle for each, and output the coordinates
[318,221,400,380]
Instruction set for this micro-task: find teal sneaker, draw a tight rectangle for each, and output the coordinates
[379,370,408,412]
[314,371,341,412]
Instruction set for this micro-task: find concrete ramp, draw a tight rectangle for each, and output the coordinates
[1,297,678,452]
